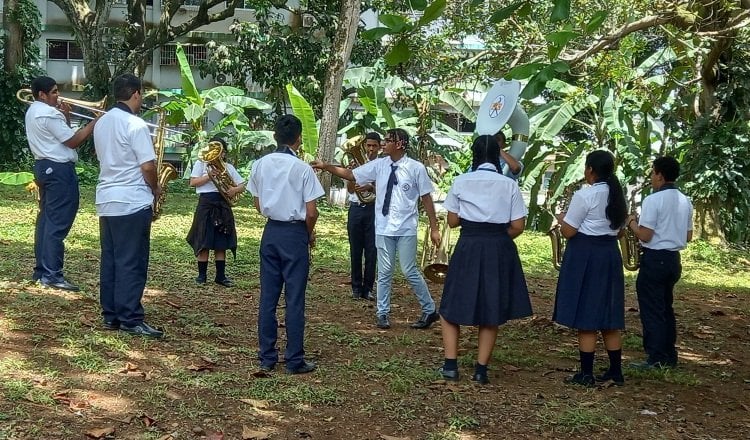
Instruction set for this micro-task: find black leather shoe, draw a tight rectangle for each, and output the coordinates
[564,372,595,387]
[259,364,275,372]
[102,320,119,331]
[215,277,234,287]
[360,291,375,301]
[41,279,80,292]
[119,322,164,339]
[352,289,361,300]
[410,311,439,329]
[286,361,316,375]
[439,367,459,382]
[595,370,624,385]
[195,275,206,284]
[376,314,390,329]
[629,360,674,371]
[471,372,490,385]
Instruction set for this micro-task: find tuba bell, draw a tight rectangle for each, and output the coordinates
[341,135,376,204]
[475,80,529,178]
[198,140,242,206]
[420,215,453,284]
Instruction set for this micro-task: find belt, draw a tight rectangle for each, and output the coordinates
[268,219,305,224]
[350,202,374,208]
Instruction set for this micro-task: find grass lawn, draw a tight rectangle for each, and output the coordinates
[1,182,749,439]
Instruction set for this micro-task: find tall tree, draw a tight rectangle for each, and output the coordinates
[48,0,246,98]
[317,0,362,196]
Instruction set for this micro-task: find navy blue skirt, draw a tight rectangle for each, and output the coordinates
[186,192,237,256]
[439,220,532,326]
[553,233,625,330]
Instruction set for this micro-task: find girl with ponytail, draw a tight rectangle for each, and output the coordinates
[552,150,628,387]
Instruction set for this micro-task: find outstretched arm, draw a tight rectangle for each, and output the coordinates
[310,160,355,181]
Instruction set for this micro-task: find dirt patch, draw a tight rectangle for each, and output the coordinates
[1,267,749,439]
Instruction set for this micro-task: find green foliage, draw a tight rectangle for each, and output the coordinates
[0,0,42,169]
[286,83,319,158]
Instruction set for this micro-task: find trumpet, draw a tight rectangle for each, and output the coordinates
[16,88,182,137]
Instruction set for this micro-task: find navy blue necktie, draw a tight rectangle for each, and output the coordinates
[382,164,398,216]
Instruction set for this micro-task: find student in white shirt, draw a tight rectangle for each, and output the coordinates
[94,74,163,338]
[25,76,97,291]
[186,137,246,287]
[553,150,628,387]
[249,115,324,375]
[312,128,442,330]
[627,156,693,370]
[438,135,531,385]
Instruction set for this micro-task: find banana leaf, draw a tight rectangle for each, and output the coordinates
[286,83,319,156]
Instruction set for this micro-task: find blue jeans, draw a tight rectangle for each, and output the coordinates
[375,234,435,317]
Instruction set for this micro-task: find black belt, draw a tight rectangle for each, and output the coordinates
[642,248,679,255]
[268,219,305,224]
[350,202,374,208]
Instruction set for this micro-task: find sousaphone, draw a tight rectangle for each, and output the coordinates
[475,80,529,177]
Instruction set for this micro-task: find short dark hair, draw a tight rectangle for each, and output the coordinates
[386,128,409,149]
[31,76,57,99]
[112,74,142,102]
[365,132,382,142]
[275,114,302,145]
[494,130,507,145]
[209,136,227,150]
[653,156,680,182]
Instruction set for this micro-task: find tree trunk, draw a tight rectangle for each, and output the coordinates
[3,0,23,74]
[694,199,726,243]
[317,0,361,200]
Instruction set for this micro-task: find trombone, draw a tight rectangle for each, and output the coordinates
[16,88,183,137]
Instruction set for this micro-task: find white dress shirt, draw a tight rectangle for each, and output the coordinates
[249,150,324,221]
[444,163,527,223]
[639,188,693,251]
[564,183,619,236]
[191,160,244,194]
[353,155,434,236]
[25,101,77,163]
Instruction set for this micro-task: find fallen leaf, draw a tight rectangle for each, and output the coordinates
[164,300,182,309]
[119,362,140,373]
[166,390,184,400]
[639,409,657,416]
[239,399,270,409]
[381,435,411,440]
[141,414,157,427]
[206,432,224,440]
[709,309,726,316]
[85,426,115,439]
[252,370,272,378]
[156,435,174,440]
[79,316,96,328]
[200,356,217,364]
[187,363,214,372]
[69,399,90,411]
[503,365,521,372]
[242,426,270,439]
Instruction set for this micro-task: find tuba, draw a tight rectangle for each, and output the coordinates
[475,80,529,177]
[152,109,178,221]
[620,185,644,271]
[547,180,583,270]
[342,135,376,204]
[198,141,242,206]
[420,215,453,284]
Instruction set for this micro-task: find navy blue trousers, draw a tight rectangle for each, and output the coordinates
[636,248,682,366]
[32,159,79,284]
[347,203,376,295]
[99,207,152,326]
[258,220,310,370]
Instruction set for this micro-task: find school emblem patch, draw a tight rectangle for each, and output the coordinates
[401,183,411,191]
[488,95,505,118]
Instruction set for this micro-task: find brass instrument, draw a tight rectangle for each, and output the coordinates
[152,109,178,220]
[420,215,452,284]
[16,88,107,119]
[198,141,242,206]
[547,180,583,270]
[620,185,644,271]
[342,135,376,204]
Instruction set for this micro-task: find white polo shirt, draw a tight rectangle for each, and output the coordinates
[25,101,77,163]
[639,187,693,251]
[249,150,324,221]
[445,163,527,223]
[93,106,156,216]
[564,183,620,236]
[353,155,434,236]
[191,160,244,194]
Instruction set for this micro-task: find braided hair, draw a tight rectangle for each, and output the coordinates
[471,135,501,172]
[585,150,627,229]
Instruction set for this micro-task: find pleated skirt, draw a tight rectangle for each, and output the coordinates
[186,192,237,255]
[439,220,532,326]
[553,233,625,330]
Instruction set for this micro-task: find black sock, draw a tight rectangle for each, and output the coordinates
[579,351,595,376]
[215,260,226,280]
[474,362,488,376]
[607,349,622,376]
[443,358,458,371]
[197,261,208,278]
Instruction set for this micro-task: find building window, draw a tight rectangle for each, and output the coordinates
[160,44,207,66]
[47,40,83,60]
